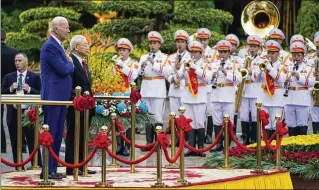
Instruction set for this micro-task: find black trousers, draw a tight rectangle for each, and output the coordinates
[8,108,42,167]
[1,105,6,151]
[65,107,93,173]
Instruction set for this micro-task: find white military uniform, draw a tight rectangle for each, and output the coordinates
[113,38,139,93]
[139,32,172,123]
[175,43,212,129]
[168,50,190,115]
[285,42,314,129]
[252,40,286,130]
[211,41,242,125]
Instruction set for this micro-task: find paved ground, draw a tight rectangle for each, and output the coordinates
[0,99,314,173]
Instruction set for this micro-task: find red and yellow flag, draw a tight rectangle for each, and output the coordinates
[263,70,275,98]
[115,66,129,89]
[187,68,198,97]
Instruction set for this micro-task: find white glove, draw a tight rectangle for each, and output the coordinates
[190,62,198,70]
[116,60,123,67]
[266,62,272,71]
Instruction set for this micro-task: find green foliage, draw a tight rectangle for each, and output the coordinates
[140,24,225,54]
[6,32,45,53]
[174,8,233,27]
[295,0,319,40]
[92,18,154,38]
[19,7,80,24]
[99,1,172,16]
[174,0,215,11]
[1,9,23,32]
[203,152,224,168]
[301,159,319,180]
[22,19,84,37]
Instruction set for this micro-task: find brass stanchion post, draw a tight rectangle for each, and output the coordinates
[96,126,112,187]
[165,112,179,169]
[221,114,231,170]
[275,115,282,170]
[151,126,167,188]
[176,107,189,185]
[107,113,120,168]
[16,104,23,172]
[73,86,81,181]
[251,101,266,174]
[39,125,54,186]
[31,105,41,170]
[83,91,90,177]
[130,82,136,173]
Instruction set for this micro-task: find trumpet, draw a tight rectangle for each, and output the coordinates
[211,57,225,89]
[283,61,297,97]
[112,55,122,62]
[259,57,271,71]
[183,57,195,71]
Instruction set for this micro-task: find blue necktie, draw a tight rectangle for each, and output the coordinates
[18,74,23,89]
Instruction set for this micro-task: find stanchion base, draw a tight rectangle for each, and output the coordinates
[176,179,189,185]
[251,169,267,174]
[219,167,232,170]
[30,166,41,170]
[17,168,25,172]
[107,163,120,168]
[130,166,137,173]
[165,163,179,169]
[151,182,167,188]
[38,181,55,187]
[95,182,112,187]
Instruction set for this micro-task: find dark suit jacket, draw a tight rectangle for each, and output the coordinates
[70,53,92,97]
[1,71,41,125]
[40,36,74,101]
[1,42,18,82]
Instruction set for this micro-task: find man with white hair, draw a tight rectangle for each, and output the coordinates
[40,16,74,179]
[64,35,96,175]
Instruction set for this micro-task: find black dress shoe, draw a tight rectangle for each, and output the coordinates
[122,147,130,156]
[184,150,194,157]
[87,169,96,174]
[56,172,66,178]
[198,152,206,157]
[40,172,62,179]
[66,170,83,176]
[209,145,223,152]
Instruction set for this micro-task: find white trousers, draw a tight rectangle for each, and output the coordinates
[143,97,165,124]
[206,92,213,116]
[183,103,206,129]
[212,102,235,126]
[285,105,310,128]
[262,106,283,130]
[169,97,182,116]
[240,98,257,122]
[311,106,319,122]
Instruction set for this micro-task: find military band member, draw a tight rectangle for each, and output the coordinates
[113,38,139,156]
[268,28,291,64]
[168,30,190,116]
[310,36,319,134]
[175,41,212,157]
[252,40,286,138]
[210,40,242,152]
[225,34,244,65]
[139,31,172,150]
[196,28,214,144]
[315,32,319,39]
[285,42,314,136]
[240,35,264,144]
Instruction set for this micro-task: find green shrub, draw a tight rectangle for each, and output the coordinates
[19,7,80,24]
[6,32,44,52]
[92,17,154,38]
[295,0,319,39]
[1,9,23,32]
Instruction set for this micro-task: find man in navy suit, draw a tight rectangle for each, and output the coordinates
[40,16,74,179]
[1,29,18,153]
[1,53,42,169]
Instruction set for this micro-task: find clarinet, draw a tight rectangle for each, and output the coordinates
[283,61,297,97]
[141,49,153,76]
[211,57,225,89]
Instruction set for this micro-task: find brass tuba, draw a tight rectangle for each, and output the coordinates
[241,0,280,39]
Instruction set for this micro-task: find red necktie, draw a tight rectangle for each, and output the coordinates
[82,60,89,79]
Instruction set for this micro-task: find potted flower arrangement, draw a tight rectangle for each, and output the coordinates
[203,134,319,189]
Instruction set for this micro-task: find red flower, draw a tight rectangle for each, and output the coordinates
[130,89,142,104]
[27,108,37,122]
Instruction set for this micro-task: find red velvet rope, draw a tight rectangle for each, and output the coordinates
[0,146,39,167]
[106,144,156,164]
[48,146,97,168]
[118,130,156,149]
[184,126,224,153]
[162,131,185,163]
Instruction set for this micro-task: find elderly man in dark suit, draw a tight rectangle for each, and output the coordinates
[1,29,18,153]
[1,53,42,169]
[40,16,74,179]
[65,35,96,175]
